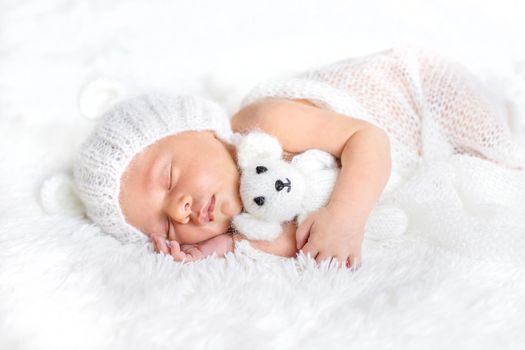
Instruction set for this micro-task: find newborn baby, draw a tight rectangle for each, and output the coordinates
[74,47,520,267]
[74,92,390,268]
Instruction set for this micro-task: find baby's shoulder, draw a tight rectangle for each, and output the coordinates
[232,97,372,159]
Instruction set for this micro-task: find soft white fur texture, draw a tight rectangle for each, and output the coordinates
[1,1,525,349]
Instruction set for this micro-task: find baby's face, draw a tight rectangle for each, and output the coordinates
[119,130,243,244]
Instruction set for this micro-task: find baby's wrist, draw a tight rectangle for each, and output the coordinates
[326,200,368,227]
[232,232,248,244]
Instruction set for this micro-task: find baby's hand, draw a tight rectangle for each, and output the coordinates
[151,234,234,262]
[240,221,298,257]
[296,204,364,269]
[150,235,201,262]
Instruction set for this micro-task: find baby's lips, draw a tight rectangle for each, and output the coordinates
[198,195,215,224]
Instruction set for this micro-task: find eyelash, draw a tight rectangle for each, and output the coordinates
[166,217,171,237]
[166,163,173,236]
[168,163,173,190]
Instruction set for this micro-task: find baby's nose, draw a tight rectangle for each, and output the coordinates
[171,194,192,224]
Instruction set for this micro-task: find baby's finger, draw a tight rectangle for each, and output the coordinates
[152,236,170,255]
[182,245,204,260]
[334,254,347,268]
[301,242,320,261]
[171,248,190,262]
[296,216,314,250]
[151,238,160,253]
[315,251,332,265]
[346,255,362,271]
[173,251,188,262]
[168,241,185,261]
[168,240,180,252]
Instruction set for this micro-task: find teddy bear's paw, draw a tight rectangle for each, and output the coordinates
[365,205,408,240]
[232,213,283,241]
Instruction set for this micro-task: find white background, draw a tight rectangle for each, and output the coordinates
[1,0,524,124]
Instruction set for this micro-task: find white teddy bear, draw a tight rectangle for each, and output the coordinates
[231,130,409,243]
[232,131,340,241]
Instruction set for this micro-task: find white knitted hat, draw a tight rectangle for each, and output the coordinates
[73,93,233,244]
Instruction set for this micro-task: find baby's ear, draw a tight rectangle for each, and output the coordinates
[233,131,283,169]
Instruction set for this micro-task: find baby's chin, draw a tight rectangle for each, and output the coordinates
[225,222,236,235]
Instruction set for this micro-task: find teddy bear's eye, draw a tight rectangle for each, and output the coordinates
[253,196,265,206]
[256,166,268,174]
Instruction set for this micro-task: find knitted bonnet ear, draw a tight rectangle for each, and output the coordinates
[40,172,86,217]
[73,94,232,244]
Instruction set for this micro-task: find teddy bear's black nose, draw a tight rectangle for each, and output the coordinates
[253,196,265,206]
[275,178,291,192]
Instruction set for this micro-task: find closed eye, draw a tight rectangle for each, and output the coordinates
[166,216,173,239]
[167,162,173,190]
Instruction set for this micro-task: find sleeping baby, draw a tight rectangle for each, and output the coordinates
[73,92,383,269]
[73,47,522,268]
[73,91,371,267]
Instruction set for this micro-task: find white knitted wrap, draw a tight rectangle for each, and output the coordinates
[242,47,525,255]
[73,94,233,244]
[242,47,524,174]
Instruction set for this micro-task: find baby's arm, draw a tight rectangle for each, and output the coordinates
[234,222,298,258]
[232,98,391,267]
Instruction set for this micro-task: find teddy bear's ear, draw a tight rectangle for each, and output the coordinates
[233,131,283,169]
[232,213,283,241]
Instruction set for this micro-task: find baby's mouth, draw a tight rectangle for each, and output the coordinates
[207,195,216,222]
[198,195,215,224]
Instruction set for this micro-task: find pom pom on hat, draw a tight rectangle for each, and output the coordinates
[73,93,232,243]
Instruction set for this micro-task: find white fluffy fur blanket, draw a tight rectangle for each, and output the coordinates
[2,1,525,349]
